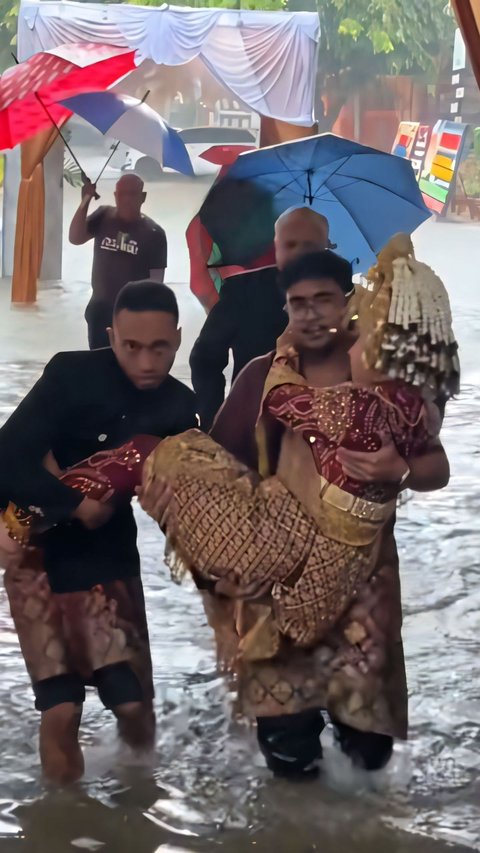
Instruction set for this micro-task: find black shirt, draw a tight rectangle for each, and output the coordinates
[87,206,167,307]
[0,349,197,593]
[189,266,287,430]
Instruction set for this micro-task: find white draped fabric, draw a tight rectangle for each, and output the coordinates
[18,1,320,125]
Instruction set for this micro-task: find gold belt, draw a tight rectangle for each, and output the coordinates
[308,478,396,547]
[318,477,396,523]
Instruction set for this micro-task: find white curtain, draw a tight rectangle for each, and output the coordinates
[18,1,319,125]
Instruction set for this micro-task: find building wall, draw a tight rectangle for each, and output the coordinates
[333,76,436,152]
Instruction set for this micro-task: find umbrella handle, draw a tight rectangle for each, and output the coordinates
[81,171,100,201]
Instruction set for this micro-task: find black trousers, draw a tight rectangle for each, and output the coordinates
[257,709,393,779]
[85,301,112,350]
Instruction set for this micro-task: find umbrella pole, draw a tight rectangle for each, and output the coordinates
[94,139,121,185]
[34,95,85,172]
[35,93,100,197]
[93,90,151,185]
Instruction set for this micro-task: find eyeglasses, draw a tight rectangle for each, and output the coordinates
[286,297,330,320]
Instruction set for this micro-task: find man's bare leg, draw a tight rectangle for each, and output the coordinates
[39,703,84,784]
[113,701,156,752]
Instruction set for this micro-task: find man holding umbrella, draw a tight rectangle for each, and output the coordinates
[70,174,168,350]
[189,133,430,430]
[190,207,330,430]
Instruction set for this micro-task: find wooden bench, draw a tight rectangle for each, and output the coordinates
[451,176,480,219]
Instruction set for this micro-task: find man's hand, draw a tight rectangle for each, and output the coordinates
[81,178,99,205]
[73,497,113,530]
[336,441,409,485]
[136,475,172,525]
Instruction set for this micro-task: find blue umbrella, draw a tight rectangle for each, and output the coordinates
[59,90,194,177]
[199,133,431,272]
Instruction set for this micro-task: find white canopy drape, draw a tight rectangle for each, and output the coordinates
[18,1,320,125]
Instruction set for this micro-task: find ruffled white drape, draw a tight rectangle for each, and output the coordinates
[18,1,319,125]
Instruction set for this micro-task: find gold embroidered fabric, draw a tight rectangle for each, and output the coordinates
[145,429,383,649]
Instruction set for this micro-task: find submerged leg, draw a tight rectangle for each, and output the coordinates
[39,702,84,785]
[256,709,325,780]
[95,661,156,751]
[34,673,87,785]
[113,701,156,751]
[333,720,393,771]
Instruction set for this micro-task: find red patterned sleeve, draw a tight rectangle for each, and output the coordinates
[386,386,441,457]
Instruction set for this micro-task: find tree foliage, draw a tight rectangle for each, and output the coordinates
[314,0,456,128]
[0,0,18,71]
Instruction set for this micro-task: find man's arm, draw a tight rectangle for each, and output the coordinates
[69,180,100,245]
[0,356,102,525]
[190,284,238,431]
[403,446,449,492]
[336,441,450,492]
[210,356,270,468]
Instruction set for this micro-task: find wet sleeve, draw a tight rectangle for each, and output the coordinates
[0,356,84,522]
[189,284,238,431]
[150,228,167,271]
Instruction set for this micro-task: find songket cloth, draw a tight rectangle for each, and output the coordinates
[2,436,159,706]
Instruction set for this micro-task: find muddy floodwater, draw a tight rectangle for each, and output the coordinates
[0,196,479,851]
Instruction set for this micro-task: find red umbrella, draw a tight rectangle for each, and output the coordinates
[187,146,275,311]
[199,144,256,165]
[187,213,275,311]
[0,44,136,150]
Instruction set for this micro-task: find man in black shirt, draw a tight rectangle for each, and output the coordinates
[70,173,168,350]
[0,282,197,784]
[189,208,330,430]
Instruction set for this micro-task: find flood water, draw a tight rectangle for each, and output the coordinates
[0,210,479,851]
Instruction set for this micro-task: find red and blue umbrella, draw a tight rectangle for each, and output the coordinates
[0,44,136,150]
[58,90,194,177]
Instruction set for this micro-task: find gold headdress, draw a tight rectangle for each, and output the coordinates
[351,233,460,399]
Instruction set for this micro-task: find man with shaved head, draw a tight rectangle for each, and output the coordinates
[70,173,167,349]
[190,207,330,429]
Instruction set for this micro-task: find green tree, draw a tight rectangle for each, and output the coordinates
[0,0,18,71]
[308,0,456,129]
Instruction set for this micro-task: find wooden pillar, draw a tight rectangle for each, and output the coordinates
[40,137,64,281]
[451,0,480,90]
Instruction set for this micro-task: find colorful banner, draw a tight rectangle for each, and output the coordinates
[419,119,469,215]
[408,124,432,180]
[391,121,419,159]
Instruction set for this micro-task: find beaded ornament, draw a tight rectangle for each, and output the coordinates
[351,233,460,399]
